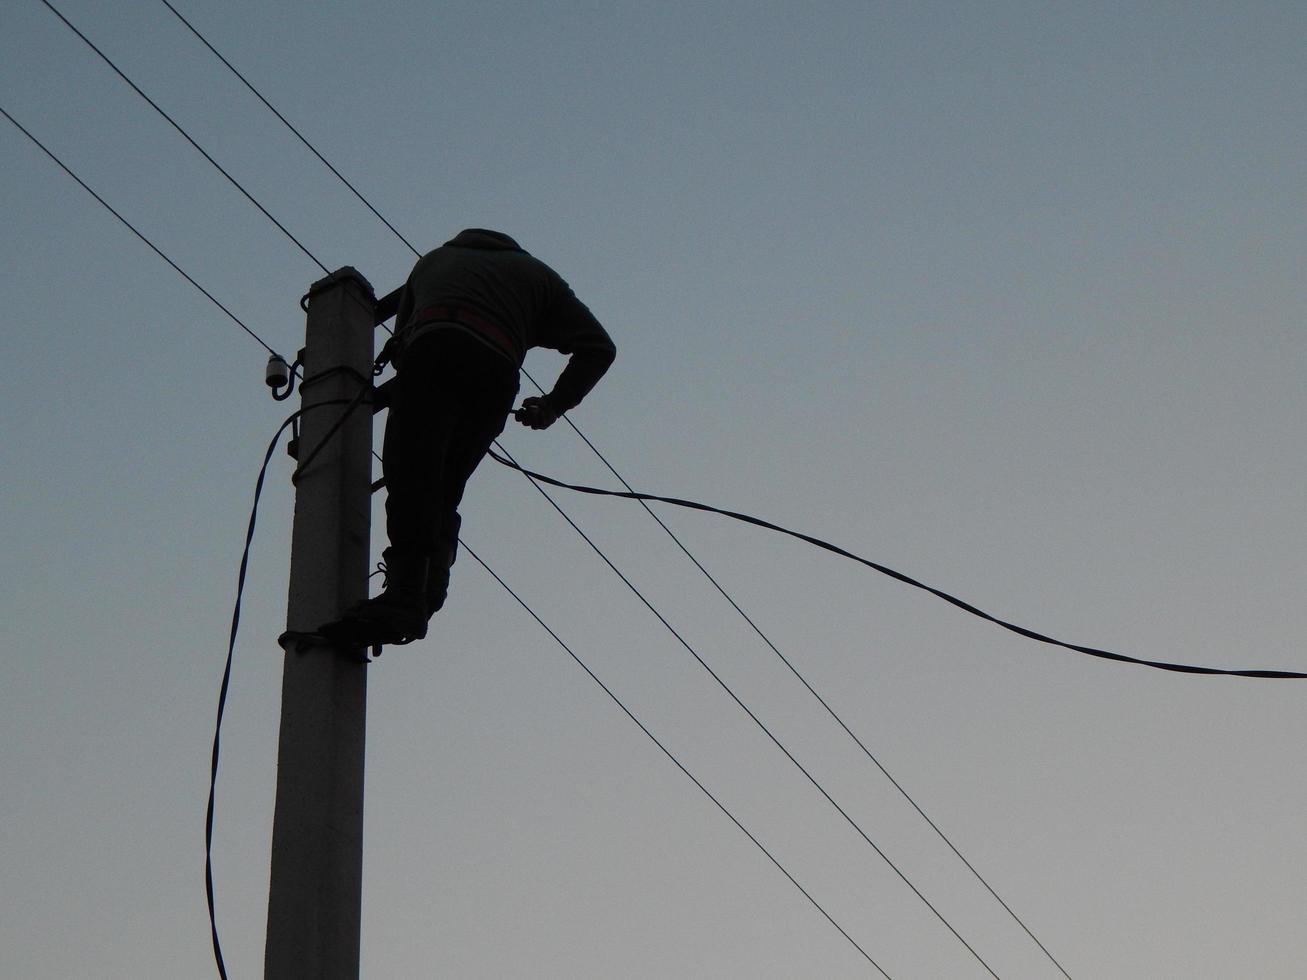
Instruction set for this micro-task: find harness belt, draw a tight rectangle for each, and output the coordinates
[409,304,523,364]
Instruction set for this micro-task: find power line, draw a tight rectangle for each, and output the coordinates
[155,0,423,259]
[461,542,892,978]
[520,370,1077,978]
[492,441,1002,979]
[1,103,282,359]
[39,0,330,275]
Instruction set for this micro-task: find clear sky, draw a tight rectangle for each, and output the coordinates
[2,1,1304,977]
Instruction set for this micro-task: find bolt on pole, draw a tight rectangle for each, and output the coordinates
[265,268,376,980]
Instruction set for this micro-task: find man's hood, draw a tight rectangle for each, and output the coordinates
[444,228,524,251]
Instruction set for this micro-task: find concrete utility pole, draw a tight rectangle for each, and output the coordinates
[265,268,376,980]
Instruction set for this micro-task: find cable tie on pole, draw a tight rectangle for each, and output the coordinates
[298,364,372,392]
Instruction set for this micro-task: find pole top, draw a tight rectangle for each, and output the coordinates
[303,266,376,310]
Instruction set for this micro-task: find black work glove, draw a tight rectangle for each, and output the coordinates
[513,396,559,430]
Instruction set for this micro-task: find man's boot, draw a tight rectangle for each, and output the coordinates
[322,548,430,644]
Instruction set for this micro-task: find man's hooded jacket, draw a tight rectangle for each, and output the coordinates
[394,229,616,413]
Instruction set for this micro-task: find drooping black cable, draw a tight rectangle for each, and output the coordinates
[519,374,1074,979]
[207,399,352,980]
[39,0,331,275]
[461,543,892,978]
[492,442,1002,978]
[1,103,285,360]
[155,0,422,259]
[489,449,1307,681]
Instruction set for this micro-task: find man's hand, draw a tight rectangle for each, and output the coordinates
[513,396,559,430]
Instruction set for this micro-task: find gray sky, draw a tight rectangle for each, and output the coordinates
[3,1,1304,977]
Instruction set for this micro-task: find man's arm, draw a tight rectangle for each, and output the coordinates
[516,329,614,429]
[526,287,616,425]
[546,336,616,413]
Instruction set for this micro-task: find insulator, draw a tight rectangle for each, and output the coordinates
[266,354,291,389]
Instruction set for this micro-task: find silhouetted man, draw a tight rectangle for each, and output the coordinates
[322,229,615,645]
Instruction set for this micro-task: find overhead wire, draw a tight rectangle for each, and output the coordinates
[491,442,1002,979]
[155,0,422,259]
[38,0,331,276]
[461,542,892,978]
[519,369,1075,979]
[43,0,394,358]
[1,103,283,360]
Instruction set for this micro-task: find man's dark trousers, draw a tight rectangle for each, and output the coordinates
[382,329,519,590]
